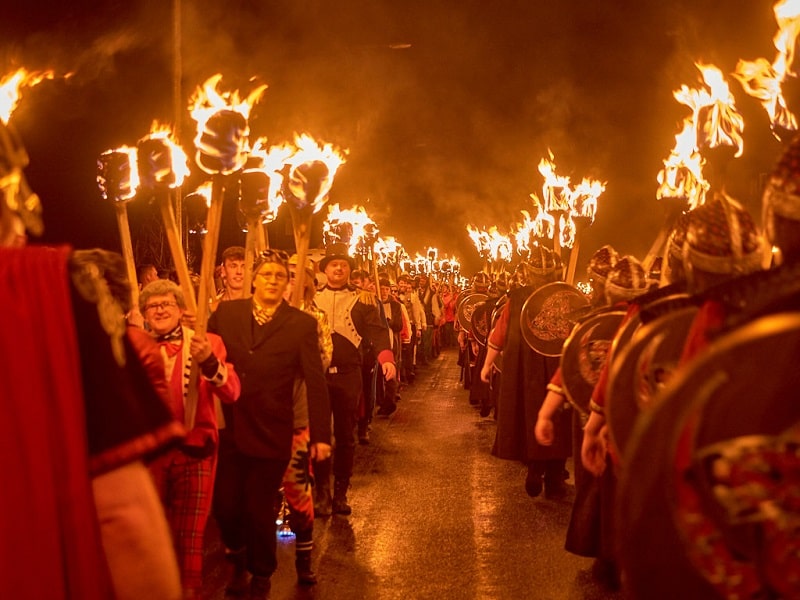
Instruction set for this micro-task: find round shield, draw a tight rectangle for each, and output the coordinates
[456,292,488,332]
[606,305,698,459]
[618,312,800,599]
[470,301,491,347]
[520,282,591,357]
[559,310,625,416]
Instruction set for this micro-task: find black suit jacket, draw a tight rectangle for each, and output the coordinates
[208,299,331,460]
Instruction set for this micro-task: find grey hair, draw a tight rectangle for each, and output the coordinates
[139,279,186,311]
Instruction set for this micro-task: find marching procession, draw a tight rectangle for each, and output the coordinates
[5,1,800,599]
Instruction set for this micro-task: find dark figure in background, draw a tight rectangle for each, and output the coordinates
[376,278,404,417]
[481,249,567,499]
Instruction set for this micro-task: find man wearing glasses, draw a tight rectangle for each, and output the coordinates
[208,250,332,599]
[139,279,241,599]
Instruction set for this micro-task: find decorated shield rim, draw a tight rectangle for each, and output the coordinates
[520,282,590,357]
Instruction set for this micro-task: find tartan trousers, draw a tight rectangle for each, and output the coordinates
[148,447,217,593]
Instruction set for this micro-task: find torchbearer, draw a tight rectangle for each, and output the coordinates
[97,147,141,314]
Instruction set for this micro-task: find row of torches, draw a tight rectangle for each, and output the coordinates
[5,1,800,305]
[466,0,800,288]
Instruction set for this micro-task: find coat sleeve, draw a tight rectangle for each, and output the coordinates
[354,301,395,365]
[204,333,241,404]
[300,316,332,445]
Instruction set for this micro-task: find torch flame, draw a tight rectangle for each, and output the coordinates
[1,68,54,124]
[249,138,295,221]
[140,121,191,188]
[189,74,266,127]
[656,119,709,208]
[467,225,512,262]
[567,177,605,221]
[374,236,403,266]
[674,63,745,158]
[733,0,800,137]
[324,204,376,257]
[189,74,266,175]
[285,133,347,212]
[538,151,572,212]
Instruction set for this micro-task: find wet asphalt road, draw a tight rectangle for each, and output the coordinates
[201,347,624,600]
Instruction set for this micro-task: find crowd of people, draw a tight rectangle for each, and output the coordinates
[5,107,800,599]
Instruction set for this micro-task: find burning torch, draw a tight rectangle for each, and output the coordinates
[97,146,141,309]
[283,134,346,308]
[239,140,293,293]
[136,122,197,316]
[189,74,266,332]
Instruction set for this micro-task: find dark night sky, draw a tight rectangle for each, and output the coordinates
[1,0,787,275]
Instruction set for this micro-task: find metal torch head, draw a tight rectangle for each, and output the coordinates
[196,109,249,175]
[97,150,137,203]
[239,169,271,219]
[286,160,330,210]
[137,136,175,190]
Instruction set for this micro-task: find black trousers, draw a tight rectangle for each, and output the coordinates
[213,437,288,577]
[326,369,362,481]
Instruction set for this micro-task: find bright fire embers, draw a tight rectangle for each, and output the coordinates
[733,0,800,139]
[0,68,53,124]
[324,204,376,257]
[189,74,267,175]
[137,122,190,190]
[284,133,347,212]
[656,119,709,209]
[243,139,295,223]
[374,236,405,266]
[467,225,513,263]
[674,63,745,158]
[97,146,139,203]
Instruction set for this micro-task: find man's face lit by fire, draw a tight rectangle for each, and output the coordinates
[324,258,350,288]
[222,258,245,292]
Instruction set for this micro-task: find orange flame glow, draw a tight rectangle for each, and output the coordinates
[566,177,605,221]
[538,151,571,213]
[285,133,347,212]
[141,121,191,188]
[1,68,53,124]
[189,74,266,128]
[324,204,376,256]
[733,0,800,136]
[467,225,512,262]
[249,138,295,220]
[374,236,403,266]
[674,63,745,158]
[656,119,709,208]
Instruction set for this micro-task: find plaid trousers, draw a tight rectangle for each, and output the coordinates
[149,447,216,593]
[282,427,314,535]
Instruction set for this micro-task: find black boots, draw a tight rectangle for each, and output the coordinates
[224,548,249,596]
[313,459,333,516]
[248,575,271,599]
[295,530,317,585]
[295,552,317,585]
[332,478,352,515]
